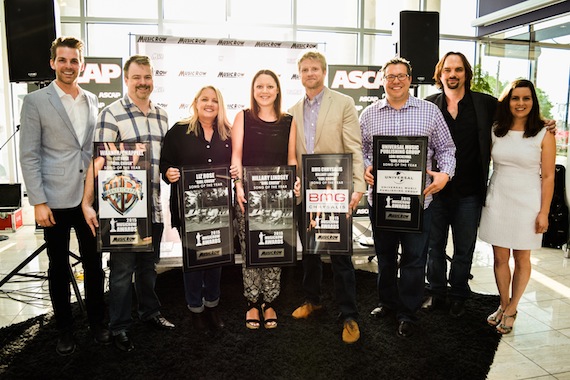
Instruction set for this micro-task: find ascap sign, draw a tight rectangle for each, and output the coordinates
[78,57,123,109]
[328,65,384,114]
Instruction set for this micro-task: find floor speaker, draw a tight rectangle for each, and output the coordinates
[4,0,58,83]
[399,11,439,85]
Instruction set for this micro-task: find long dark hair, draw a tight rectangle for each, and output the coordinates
[494,79,544,138]
[249,69,283,123]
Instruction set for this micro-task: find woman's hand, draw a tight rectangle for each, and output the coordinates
[165,167,180,183]
[294,176,301,198]
[236,184,247,214]
[535,211,549,234]
[230,164,239,179]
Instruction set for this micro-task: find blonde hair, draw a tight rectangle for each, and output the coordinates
[179,86,231,141]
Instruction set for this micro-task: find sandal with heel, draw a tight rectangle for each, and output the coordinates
[245,302,261,330]
[262,302,278,329]
[487,306,504,327]
[497,311,517,334]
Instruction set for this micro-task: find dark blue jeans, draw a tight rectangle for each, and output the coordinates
[109,223,164,334]
[183,268,222,312]
[427,194,482,301]
[370,204,432,322]
[296,203,358,321]
[44,205,105,331]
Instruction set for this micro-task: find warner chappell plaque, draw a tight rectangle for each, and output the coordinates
[303,154,353,255]
[94,142,152,252]
[180,166,233,271]
[243,166,296,267]
[373,136,428,232]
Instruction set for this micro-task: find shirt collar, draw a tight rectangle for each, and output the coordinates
[377,95,420,110]
[124,94,155,112]
[304,88,325,105]
[53,81,84,99]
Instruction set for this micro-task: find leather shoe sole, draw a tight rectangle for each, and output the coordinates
[370,306,392,318]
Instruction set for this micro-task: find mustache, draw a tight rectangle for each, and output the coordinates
[136,85,151,90]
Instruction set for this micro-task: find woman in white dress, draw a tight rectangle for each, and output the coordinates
[479,79,556,334]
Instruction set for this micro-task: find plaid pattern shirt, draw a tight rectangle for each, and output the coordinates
[94,94,169,223]
[360,95,456,209]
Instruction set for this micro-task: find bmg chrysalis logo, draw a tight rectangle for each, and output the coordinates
[101,173,144,215]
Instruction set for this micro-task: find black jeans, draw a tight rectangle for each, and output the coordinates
[44,205,105,331]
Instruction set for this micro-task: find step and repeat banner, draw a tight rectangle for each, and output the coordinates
[135,35,320,123]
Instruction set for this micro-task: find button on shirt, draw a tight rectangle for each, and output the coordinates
[53,82,89,145]
[303,89,325,154]
[360,95,456,209]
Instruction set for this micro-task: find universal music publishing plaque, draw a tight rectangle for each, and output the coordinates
[303,154,352,255]
[180,166,233,271]
[94,142,152,252]
[373,136,428,232]
[244,166,296,267]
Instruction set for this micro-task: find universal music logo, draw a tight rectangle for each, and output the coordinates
[385,171,414,184]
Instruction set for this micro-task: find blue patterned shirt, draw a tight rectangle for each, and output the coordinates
[94,94,169,223]
[303,89,325,154]
[360,95,456,209]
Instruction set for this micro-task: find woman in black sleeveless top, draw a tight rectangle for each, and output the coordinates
[231,69,298,329]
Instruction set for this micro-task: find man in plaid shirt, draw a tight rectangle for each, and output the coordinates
[360,57,456,338]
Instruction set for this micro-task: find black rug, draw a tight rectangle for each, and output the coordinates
[0,263,501,380]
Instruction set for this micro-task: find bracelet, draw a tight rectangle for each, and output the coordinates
[234,177,241,183]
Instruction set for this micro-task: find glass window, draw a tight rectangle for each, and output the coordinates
[362,34,396,66]
[61,23,82,40]
[439,0,477,36]
[87,0,158,19]
[57,0,80,17]
[480,42,532,98]
[163,22,230,39]
[439,39,476,63]
[229,0,292,24]
[296,31,357,65]
[87,24,158,58]
[163,0,226,22]
[297,0,358,28]
[363,0,401,30]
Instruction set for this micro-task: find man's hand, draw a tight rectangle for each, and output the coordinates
[364,166,374,186]
[82,203,99,237]
[424,170,450,196]
[35,203,55,228]
[349,192,363,213]
[545,119,557,134]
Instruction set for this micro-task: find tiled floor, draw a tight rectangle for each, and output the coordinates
[1,204,570,379]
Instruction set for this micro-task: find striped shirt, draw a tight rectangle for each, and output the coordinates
[360,95,456,209]
[94,94,169,223]
[303,89,325,153]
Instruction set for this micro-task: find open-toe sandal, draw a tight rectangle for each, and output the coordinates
[487,306,503,327]
[497,311,517,334]
[262,302,278,329]
[245,302,261,330]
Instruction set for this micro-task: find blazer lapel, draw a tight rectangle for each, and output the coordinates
[47,83,80,144]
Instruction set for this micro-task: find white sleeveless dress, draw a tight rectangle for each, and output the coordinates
[479,127,548,250]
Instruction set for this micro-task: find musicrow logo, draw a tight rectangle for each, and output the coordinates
[155,70,168,76]
[137,36,167,43]
[197,248,222,259]
[259,249,285,258]
[179,70,207,77]
[218,72,245,78]
[110,235,138,244]
[291,43,318,49]
[178,38,207,45]
[255,41,282,48]
[385,212,411,221]
[217,40,245,46]
[316,233,340,242]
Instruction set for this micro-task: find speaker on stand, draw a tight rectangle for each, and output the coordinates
[398,10,440,88]
[4,0,59,84]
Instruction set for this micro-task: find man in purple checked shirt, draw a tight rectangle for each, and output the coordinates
[360,57,456,338]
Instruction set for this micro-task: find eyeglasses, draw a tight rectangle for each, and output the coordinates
[384,74,410,82]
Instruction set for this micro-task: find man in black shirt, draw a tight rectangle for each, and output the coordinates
[425,52,496,317]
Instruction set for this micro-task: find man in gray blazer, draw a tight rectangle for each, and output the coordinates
[19,37,109,356]
[289,50,366,344]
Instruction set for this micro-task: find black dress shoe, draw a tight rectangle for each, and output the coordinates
[206,306,225,330]
[113,331,134,352]
[191,311,208,331]
[147,314,175,330]
[397,321,415,338]
[449,300,466,318]
[370,305,392,318]
[56,330,76,356]
[90,324,111,345]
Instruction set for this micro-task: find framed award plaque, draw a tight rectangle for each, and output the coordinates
[302,154,353,255]
[179,166,233,271]
[94,142,153,252]
[243,166,297,267]
[373,136,428,232]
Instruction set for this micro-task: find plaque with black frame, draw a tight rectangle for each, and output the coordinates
[94,142,153,252]
[302,154,353,255]
[179,166,233,271]
[373,136,428,233]
[243,166,297,268]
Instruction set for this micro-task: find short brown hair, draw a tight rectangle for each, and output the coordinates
[123,55,153,77]
[50,37,84,62]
